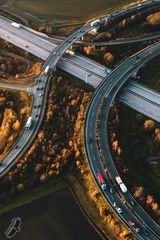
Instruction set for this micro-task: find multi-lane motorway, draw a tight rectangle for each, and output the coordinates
[0,9,97,177]
[0,0,160,239]
[1,5,160,119]
[119,80,160,122]
[59,52,160,122]
[1,1,160,59]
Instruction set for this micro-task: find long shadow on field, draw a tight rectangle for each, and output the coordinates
[0,188,102,240]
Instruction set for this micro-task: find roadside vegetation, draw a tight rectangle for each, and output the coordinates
[76,37,151,70]
[0,75,92,202]
[108,104,160,224]
[0,89,32,161]
[0,74,137,240]
[76,8,160,69]
[89,8,160,42]
[110,9,160,40]
[0,40,42,86]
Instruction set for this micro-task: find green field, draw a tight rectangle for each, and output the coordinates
[0,184,101,240]
[3,0,133,25]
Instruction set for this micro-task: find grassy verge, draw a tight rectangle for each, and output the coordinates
[0,88,32,161]
[138,54,160,92]
[0,77,37,87]
[0,179,66,215]
[59,70,94,91]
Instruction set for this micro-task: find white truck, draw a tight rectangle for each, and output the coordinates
[11,22,21,28]
[43,65,50,75]
[26,116,32,129]
[115,176,127,193]
[90,19,101,27]
[66,49,75,56]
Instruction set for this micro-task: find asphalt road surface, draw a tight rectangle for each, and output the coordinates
[85,41,160,239]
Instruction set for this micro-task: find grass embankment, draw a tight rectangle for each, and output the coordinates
[0,7,82,37]
[0,40,43,87]
[0,179,66,215]
[137,54,160,92]
[108,104,160,223]
[0,88,32,161]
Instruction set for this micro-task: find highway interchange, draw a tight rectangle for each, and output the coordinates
[0,0,160,239]
[1,6,160,120]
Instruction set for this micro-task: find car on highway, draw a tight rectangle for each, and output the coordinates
[128,221,135,227]
[132,71,140,79]
[109,187,114,194]
[91,19,101,27]
[11,22,21,28]
[128,221,140,233]
[113,202,122,214]
[13,145,18,149]
[44,65,50,75]
[105,68,111,74]
[66,49,75,56]
[26,116,32,129]
[133,225,141,233]
[97,172,107,190]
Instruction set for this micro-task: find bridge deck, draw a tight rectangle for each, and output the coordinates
[1,15,160,122]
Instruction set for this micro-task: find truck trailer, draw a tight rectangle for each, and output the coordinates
[115,176,127,193]
[26,116,32,129]
[97,172,107,190]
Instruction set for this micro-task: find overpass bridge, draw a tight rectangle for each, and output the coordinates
[119,81,160,122]
[1,15,160,122]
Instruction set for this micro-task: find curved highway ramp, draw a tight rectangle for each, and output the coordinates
[1,15,160,122]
